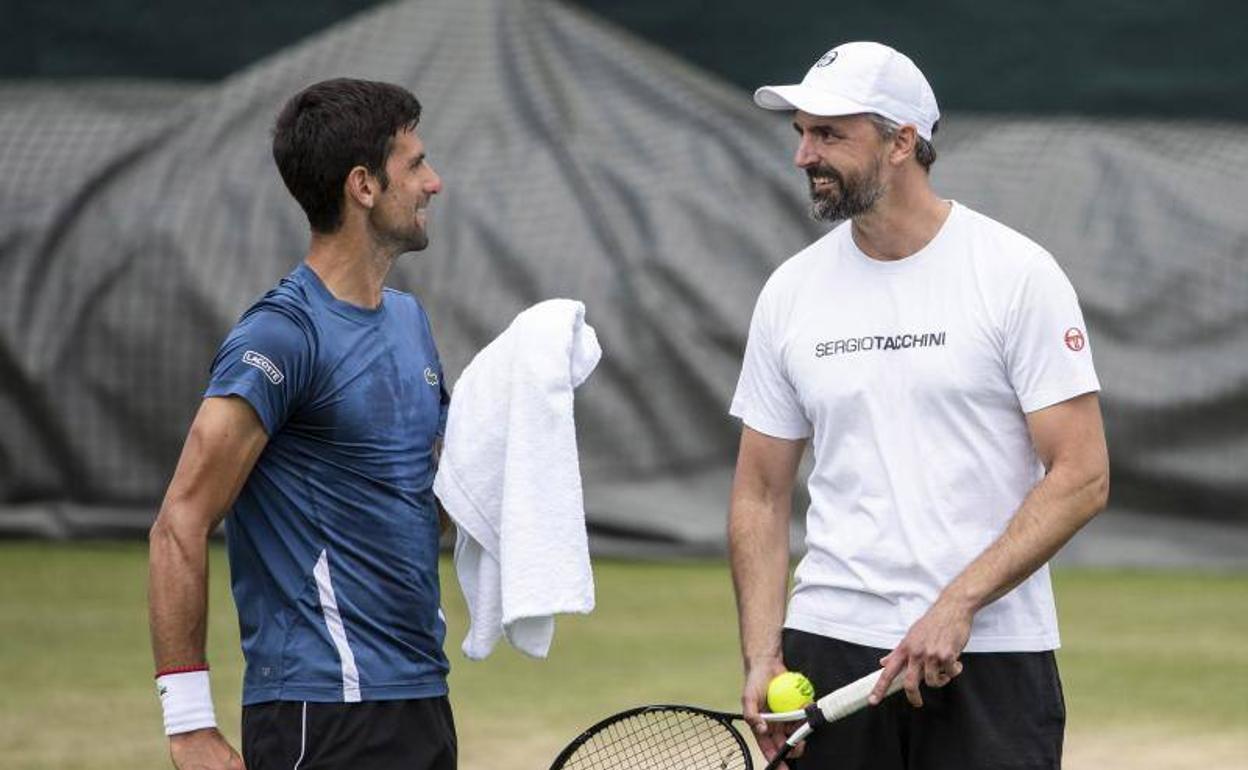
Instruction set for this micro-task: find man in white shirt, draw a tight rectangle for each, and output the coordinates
[728,41,1109,769]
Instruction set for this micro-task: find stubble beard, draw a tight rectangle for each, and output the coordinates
[370,205,429,254]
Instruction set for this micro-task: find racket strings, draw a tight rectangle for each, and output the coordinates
[559,709,749,770]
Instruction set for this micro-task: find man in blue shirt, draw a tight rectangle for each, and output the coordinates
[148,78,454,770]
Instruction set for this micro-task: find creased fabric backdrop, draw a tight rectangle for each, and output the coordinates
[1,0,1245,550]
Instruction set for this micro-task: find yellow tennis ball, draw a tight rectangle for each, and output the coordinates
[766,671,815,712]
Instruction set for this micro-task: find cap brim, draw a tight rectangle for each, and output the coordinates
[753,84,872,118]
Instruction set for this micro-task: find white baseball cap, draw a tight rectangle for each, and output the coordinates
[754,41,940,140]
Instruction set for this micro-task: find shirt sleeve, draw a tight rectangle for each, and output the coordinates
[1004,253,1101,413]
[729,285,812,440]
[204,308,313,435]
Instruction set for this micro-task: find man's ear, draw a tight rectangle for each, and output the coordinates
[343,165,377,210]
[889,125,919,167]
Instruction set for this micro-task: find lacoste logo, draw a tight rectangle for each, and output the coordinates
[242,350,284,385]
[157,684,168,697]
[424,366,439,386]
[815,50,839,67]
[1064,328,1086,352]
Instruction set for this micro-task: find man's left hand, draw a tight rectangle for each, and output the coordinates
[869,597,973,708]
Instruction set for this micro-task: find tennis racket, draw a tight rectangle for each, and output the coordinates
[548,668,905,769]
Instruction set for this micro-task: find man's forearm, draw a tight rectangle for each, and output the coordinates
[728,495,792,665]
[148,511,212,671]
[940,459,1109,614]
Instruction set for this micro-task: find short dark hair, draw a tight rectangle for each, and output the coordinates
[868,114,937,173]
[272,78,422,233]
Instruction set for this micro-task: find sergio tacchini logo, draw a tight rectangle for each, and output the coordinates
[815,50,839,67]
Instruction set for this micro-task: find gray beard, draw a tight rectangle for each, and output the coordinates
[808,163,885,222]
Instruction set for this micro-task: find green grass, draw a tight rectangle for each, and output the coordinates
[0,542,1244,769]
[1054,570,1248,731]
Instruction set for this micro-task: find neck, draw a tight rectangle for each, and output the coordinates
[850,175,951,262]
[303,226,396,310]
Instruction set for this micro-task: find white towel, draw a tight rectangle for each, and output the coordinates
[433,299,601,660]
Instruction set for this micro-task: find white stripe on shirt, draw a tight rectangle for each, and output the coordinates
[313,549,361,702]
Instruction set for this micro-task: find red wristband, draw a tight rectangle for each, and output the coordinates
[155,664,210,678]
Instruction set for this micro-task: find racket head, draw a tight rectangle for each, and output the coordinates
[549,704,753,770]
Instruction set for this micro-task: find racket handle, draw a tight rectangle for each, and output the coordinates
[763,670,903,770]
[813,668,904,722]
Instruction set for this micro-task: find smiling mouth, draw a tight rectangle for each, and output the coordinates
[809,176,839,195]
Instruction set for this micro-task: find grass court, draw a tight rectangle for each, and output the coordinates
[0,542,1244,769]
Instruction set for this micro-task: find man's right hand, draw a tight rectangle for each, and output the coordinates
[742,657,797,767]
[169,728,245,770]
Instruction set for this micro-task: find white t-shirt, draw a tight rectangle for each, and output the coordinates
[730,202,1099,652]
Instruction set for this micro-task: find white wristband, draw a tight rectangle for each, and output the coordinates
[156,669,217,736]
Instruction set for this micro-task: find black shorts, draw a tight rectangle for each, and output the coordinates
[783,629,1065,770]
[242,697,456,770]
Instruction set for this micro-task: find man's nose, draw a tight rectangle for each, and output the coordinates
[794,134,818,169]
[425,165,443,195]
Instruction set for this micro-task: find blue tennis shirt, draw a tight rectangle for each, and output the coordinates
[206,263,450,705]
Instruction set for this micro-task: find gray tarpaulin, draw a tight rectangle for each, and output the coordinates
[1,0,1245,554]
